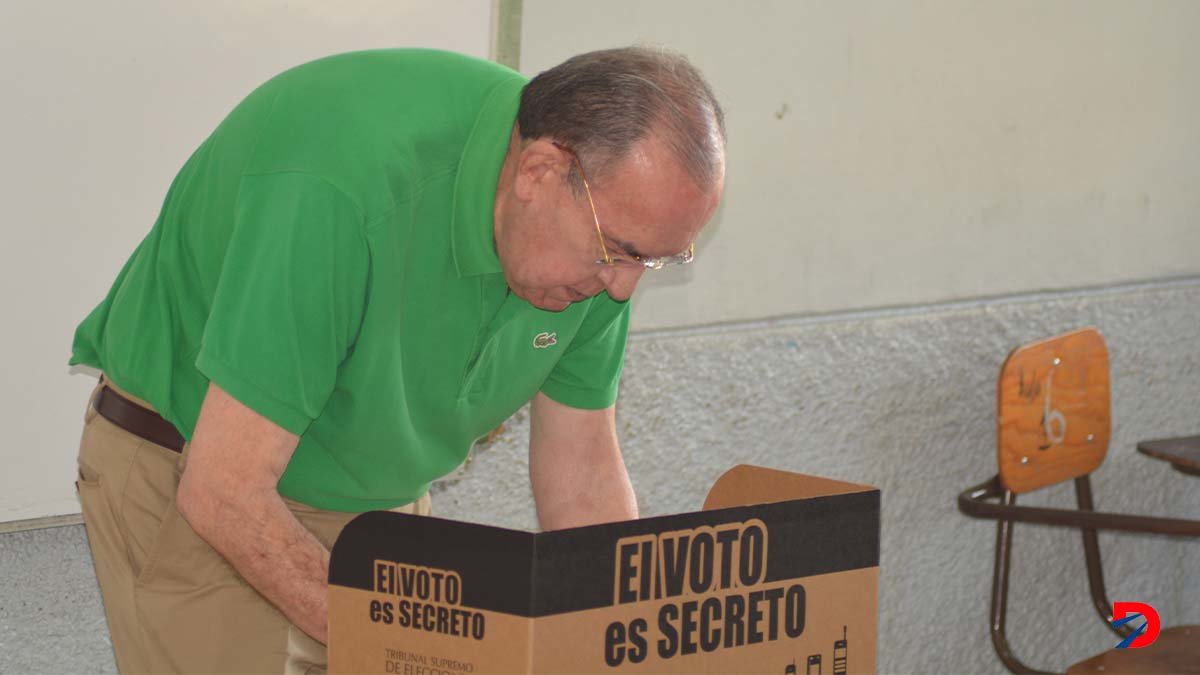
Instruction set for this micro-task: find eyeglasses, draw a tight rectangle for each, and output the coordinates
[553,142,695,270]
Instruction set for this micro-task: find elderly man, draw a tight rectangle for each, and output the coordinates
[70,47,725,673]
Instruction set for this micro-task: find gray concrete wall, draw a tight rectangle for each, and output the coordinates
[0,524,114,674]
[3,276,1198,673]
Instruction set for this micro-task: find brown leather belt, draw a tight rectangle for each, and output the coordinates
[94,384,186,452]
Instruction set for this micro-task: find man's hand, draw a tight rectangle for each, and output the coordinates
[528,392,638,530]
[176,383,331,643]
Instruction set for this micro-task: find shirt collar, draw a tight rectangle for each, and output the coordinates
[451,76,527,277]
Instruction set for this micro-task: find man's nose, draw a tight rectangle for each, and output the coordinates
[596,265,645,301]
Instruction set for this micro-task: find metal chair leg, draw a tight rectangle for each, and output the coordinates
[990,491,1055,674]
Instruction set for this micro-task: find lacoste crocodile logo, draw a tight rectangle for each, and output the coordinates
[533,332,557,349]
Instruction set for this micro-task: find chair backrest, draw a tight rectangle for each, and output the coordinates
[996,327,1111,493]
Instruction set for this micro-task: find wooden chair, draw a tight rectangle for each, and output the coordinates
[958,327,1200,674]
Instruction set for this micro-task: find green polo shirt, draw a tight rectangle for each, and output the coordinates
[69,49,630,511]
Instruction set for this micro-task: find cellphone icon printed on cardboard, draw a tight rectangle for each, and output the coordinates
[785,625,848,675]
[833,625,848,675]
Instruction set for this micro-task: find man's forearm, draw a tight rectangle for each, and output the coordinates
[529,394,639,530]
[178,483,331,643]
[535,452,639,530]
[574,462,639,525]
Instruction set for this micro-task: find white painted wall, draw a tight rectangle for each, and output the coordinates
[0,0,493,522]
[520,0,1200,330]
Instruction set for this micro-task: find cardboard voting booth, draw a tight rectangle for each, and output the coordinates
[328,465,880,674]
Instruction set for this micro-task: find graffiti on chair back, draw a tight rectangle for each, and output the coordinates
[1017,364,1067,451]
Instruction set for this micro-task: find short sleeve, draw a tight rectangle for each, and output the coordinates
[539,296,631,410]
[196,172,368,434]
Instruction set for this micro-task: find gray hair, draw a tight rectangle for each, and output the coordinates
[517,46,726,192]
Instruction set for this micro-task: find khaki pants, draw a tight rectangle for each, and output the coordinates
[75,377,431,674]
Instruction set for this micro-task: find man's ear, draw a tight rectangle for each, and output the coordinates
[513,139,569,202]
